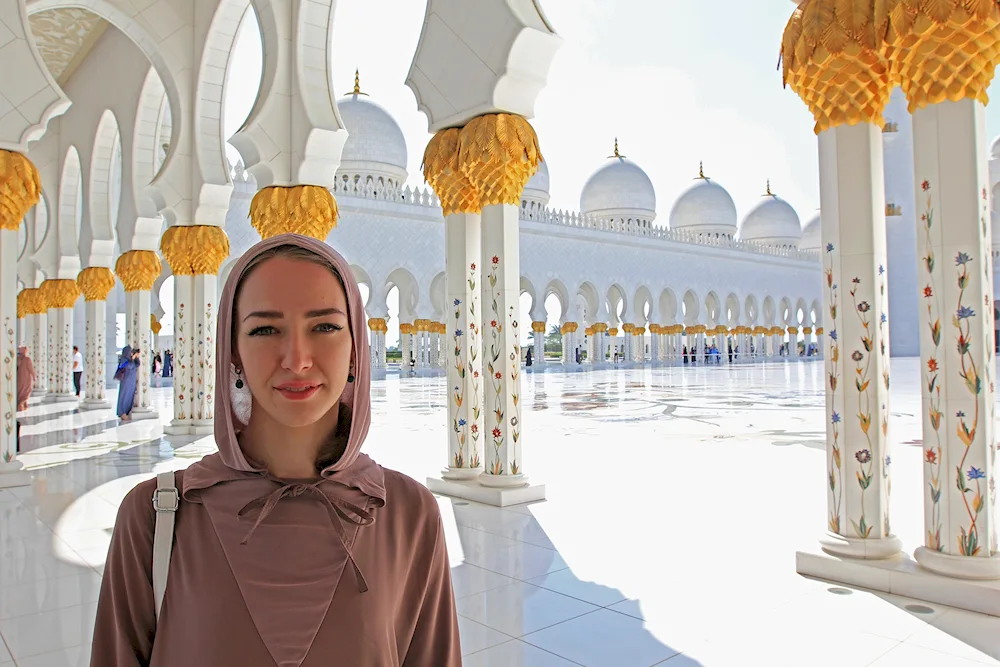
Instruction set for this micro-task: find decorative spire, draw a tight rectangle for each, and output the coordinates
[696,161,709,180]
[763,179,775,197]
[349,68,368,97]
[608,137,624,159]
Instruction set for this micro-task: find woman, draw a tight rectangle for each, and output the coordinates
[91,234,461,666]
[116,346,140,421]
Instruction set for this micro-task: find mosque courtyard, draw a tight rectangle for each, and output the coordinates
[0,359,998,667]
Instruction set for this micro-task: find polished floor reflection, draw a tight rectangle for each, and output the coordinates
[1,360,999,666]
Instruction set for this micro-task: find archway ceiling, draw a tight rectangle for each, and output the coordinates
[29,8,108,85]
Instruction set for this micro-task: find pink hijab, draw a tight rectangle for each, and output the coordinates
[182,233,386,667]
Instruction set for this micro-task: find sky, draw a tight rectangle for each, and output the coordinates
[222,0,1000,228]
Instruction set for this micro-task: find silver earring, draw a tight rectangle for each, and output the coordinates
[231,363,252,424]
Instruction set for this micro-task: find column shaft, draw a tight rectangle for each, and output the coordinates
[818,123,898,557]
[480,204,526,486]
[191,275,218,430]
[83,300,109,408]
[30,313,46,393]
[0,230,20,470]
[912,99,1000,576]
[126,291,153,412]
[444,212,483,478]
[169,275,195,429]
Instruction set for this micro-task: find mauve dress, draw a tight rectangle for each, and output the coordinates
[89,468,461,666]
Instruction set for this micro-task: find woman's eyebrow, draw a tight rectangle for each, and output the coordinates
[243,310,282,321]
[243,308,346,322]
[306,308,347,318]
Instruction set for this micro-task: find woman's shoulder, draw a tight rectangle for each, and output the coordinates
[380,468,442,523]
[117,470,189,526]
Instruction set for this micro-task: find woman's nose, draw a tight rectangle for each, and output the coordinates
[281,331,313,372]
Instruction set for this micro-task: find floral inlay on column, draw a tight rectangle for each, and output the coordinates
[825,242,842,534]
[849,276,875,538]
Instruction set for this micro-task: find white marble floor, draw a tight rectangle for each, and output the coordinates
[2,359,999,666]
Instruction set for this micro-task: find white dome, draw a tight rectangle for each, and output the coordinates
[992,135,1000,160]
[580,146,656,219]
[669,174,737,235]
[800,211,821,252]
[739,188,802,247]
[337,91,408,177]
[523,160,550,205]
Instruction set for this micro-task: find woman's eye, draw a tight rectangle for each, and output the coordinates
[247,326,277,336]
[314,323,343,333]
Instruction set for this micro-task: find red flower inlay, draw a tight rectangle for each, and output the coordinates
[927,358,938,372]
[921,180,930,191]
[494,371,502,379]
[490,320,497,328]
[925,449,937,464]
[473,370,479,378]
[470,263,476,270]
[923,285,933,298]
[491,427,502,438]
[492,255,499,265]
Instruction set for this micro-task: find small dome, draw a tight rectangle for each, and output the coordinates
[739,184,802,247]
[669,166,737,235]
[336,74,407,180]
[523,160,550,205]
[992,135,1000,160]
[800,211,821,252]
[580,140,656,220]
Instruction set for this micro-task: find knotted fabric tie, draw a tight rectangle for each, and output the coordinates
[237,481,375,592]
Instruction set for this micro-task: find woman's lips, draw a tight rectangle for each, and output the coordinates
[274,384,320,401]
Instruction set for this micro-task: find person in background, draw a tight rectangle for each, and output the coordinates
[16,346,33,453]
[73,345,83,397]
[163,349,173,377]
[116,346,140,422]
[525,347,533,367]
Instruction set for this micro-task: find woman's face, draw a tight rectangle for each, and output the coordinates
[235,256,353,429]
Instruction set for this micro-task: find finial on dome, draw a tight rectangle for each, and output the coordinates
[696,161,709,180]
[349,68,368,97]
[608,137,625,159]
[764,179,775,197]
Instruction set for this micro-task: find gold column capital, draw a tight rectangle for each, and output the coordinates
[17,288,45,316]
[151,315,162,335]
[77,267,116,302]
[781,0,893,133]
[458,113,542,208]
[400,323,414,335]
[368,317,388,332]
[161,225,231,276]
[249,185,338,241]
[115,250,162,292]
[882,0,1000,112]
[39,279,80,309]
[0,150,41,231]
[423,127,481,216]
[531,321,547,333]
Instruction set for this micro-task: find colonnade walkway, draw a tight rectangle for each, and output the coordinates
[1,361,998,666]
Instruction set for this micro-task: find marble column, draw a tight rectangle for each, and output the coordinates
[160,226,230,435]
[650,325,661,363]
[368,318,387,380]
[560,322,577,365]
[0,150,40,488]
[29,311,46,394]
[622,324,634,364]
[531,321,546,366]
[480,203,527,485]
[910,99,1000,577]
[442,212,484,478]
[41,280,79,401]
[817,121,898,558]
[115,250,161,420]
[634,327,646,363]
[0,231,26,485]
[77,268,116,409]
[400,324,413,373]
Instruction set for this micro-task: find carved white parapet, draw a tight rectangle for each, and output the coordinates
[0,0,71,151]
[230,0,348,188]
[406,0,563,131]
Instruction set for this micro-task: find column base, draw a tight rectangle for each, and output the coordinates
[371,368,387,381]
[30,389,46,396]
[427,475,546,508]
[129,408,159,422]
[819,531,902,559]
[797,545,1000,617]
[80,399,110,411]
[441,466,483,481]
[163,420,192,436]
[0,461,31,488]
[914,546,1000,581]
[44,393,78,404]
[190,420,214,436]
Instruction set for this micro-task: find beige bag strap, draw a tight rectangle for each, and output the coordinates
[152,471,179,621]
